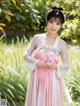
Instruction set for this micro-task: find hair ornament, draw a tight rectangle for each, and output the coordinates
[51,7,63,13]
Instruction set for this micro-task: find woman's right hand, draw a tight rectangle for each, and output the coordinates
[36,60,46,68]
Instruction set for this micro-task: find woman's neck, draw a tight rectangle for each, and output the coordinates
[47,32,57,39]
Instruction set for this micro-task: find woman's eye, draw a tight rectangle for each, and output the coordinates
[50,21,53,23]
[57,23,60,25]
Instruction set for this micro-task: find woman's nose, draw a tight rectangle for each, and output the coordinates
[52,23,56,28]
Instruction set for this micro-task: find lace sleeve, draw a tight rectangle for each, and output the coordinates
[57,41,69,78]
[24,35,39,71]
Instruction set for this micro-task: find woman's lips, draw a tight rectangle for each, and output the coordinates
[51,29,56,31]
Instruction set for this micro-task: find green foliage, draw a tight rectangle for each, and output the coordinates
[0,23,6,37]
[60,19,80,44]
[0,0,80,43]
[0,0,41,33]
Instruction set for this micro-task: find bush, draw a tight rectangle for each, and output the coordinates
[60,19,80,44]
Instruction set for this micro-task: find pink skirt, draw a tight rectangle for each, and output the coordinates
[25,48,64,106]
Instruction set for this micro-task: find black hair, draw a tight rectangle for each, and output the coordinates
[46,7,64,24]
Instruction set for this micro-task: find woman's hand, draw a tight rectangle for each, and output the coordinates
[36,60,46,68]
[37,60,57,70]
[46,62,57,70]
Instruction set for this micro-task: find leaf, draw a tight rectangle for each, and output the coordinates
[18,83,25,92]
[7,12,14,16]
[7,84,16,90]
[0,23,6,27]
[11,0,16,5]
[7,88,14,98]
[0,27,3,31]
[5,14,11,22]
[78,12,80,16]
[3,10,14,16]
[16,6,22,13]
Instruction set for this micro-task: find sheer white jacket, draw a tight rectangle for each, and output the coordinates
[24,33,69,78]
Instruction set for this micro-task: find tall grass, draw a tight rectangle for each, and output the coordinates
[65,47,80,106]
[0,36,30,106]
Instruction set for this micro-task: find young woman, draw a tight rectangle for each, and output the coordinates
[24,7,72,106]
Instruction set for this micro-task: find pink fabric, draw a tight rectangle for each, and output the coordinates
[25,47,64,106]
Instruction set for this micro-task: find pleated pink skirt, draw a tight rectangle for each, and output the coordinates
[25,48,64,106]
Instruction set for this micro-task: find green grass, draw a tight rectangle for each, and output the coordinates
[0,37,30,106]
[65,48,80,105]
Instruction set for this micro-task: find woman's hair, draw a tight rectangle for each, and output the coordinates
[46,7,64,24]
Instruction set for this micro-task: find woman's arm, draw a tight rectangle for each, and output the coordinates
[24,35,39,71]
[57,41,69,77]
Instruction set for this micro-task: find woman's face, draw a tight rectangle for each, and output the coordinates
[47,17,61,35]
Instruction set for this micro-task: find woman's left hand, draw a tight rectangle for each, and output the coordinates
[46,63,57,70]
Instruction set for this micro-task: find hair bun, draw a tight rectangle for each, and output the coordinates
[51,7,63,12]
[58,8,63,12]
[51,7,58,10]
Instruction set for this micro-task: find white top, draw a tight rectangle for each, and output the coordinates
[24,33,69,77]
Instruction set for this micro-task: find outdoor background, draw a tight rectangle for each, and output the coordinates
[0,0,80,106]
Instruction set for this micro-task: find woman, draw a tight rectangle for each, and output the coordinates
[24,7,72,106]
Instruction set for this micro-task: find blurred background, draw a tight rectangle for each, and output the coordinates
[0,0,80,106]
